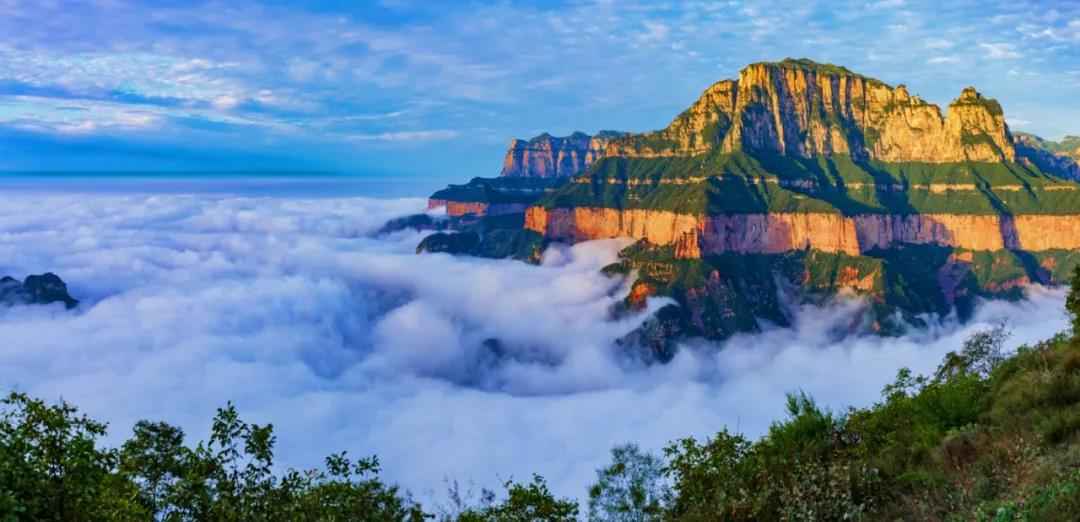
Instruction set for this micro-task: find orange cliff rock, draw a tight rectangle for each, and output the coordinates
[524,207,1080,258]
[430,201,528,217]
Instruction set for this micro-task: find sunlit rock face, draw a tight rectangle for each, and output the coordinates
[603,59,1015,163]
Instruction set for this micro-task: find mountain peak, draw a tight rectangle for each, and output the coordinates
[958,86,982,101]
[600,59,1014,163]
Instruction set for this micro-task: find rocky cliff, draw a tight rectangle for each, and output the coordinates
[525,207,1080,255]
[605,59,1015,163]
[500,131,624,178]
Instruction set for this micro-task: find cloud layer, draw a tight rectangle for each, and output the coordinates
[0,186,1069,503]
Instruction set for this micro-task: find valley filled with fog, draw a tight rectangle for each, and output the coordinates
[0,182,1068,502]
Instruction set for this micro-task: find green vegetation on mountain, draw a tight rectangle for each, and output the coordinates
[536,151,1080,216]
[9,268,1080,520]
[761,58,887,85]
[430,177,567,205]
[608,241,1080,349]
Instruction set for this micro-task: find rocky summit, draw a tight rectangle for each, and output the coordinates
[416,58,1080,355]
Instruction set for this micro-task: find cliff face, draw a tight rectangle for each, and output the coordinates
[500,131,624,178]
[525,207,1080,256]
[605,59,1015,163]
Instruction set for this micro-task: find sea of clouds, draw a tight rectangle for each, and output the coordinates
[0,186,1070,503]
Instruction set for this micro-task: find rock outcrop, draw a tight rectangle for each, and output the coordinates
[500,131,624,178]
[0,273,79,309]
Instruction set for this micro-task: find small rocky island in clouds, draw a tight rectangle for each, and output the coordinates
[0,272,78,309]
[412,58,1080,355]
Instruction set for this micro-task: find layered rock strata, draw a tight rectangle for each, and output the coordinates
[524,207,1080,256]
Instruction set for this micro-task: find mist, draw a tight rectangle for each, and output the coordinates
[0,187,1069,503]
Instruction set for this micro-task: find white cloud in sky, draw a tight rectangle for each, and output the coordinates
[346,129,459,142]
[980,42,1022,59]
[924,38,954,49]
[0,186,1069,504]
[928,56,960,65]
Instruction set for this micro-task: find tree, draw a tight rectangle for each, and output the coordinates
[663,429,755,520]
[1068,265,1080,337]
[0,394,426,521]
[934,321,1011,381]
[457,475,578,522]
[587,444,669,522]
[118,420,189,518]
[0,392,145,521]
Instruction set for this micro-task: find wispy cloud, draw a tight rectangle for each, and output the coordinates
[980,42,1022,59]
[346,130,459,142]
[924,38,954,49]
[928,56,960,65]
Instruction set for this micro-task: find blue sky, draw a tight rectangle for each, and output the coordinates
[2,0,1079,183]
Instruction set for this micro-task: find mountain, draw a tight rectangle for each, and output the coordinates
[417,58,1080,353]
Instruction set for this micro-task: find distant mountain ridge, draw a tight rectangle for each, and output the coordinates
[1013,132,1080,181]
[499,131,625,178]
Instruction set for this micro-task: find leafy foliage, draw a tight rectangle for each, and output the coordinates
[456,475,579,522]
[587,444,669,522]
[0,396,424,521]
[1068,265,1080,336]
